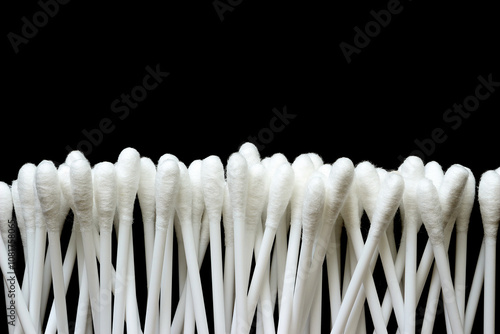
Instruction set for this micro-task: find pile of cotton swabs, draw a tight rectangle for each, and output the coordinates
[0,143,498,334]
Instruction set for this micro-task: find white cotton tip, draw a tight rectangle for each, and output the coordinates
[0,182,13,223]
[340,185,361,230]
[155,159,180,230]
[188,160,205,224]
[239,142,261,166]
[222,184,234,247]
[65,150,87,165]
[376,167,388,181]
[266,162,295,229]
[17,163,37,231]
[263,154,289,209]
[325,158,355,217]
[0,182,13,245]
[58,164,75,210]
[70,159,94,229]
[318,164,332,178]
[290,154,316,224]
[425,161,444,189]
[35,161,63,231]
[245,163,267,228]
[301,175,325,241]
[138,157,157,224]
[93,162,117,231]
[158,153,179,166]
[175,162,193,226]
[115,147,141,223]
[308,153,324,170]
[226,153,249,223]
[11,181,27,245]
[478,170,500,238]
[438,164,469,223]
[355,161,381,219]
[417,178,444,245]
[370,172,405,237]
[456,168,475,232]
[398,156,425,225]
[261,157,270,169]
[201,156,225,222]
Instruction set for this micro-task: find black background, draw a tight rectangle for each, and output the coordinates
[2,0,500,332]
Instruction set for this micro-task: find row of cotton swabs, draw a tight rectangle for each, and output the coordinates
[0,142,497,334]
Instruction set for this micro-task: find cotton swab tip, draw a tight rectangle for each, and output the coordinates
[417,178,444,245]
[0,182,13,222]
[70,159,94,226]
[301,175,325,241]
[138,157,157,222]
[93,162,117,230]
[370,172,404,236]
[239,142,261,166]
[201,155,225,219]
[35,160,62,230]
[155,159,180,229]
[266,162,294,228]
[478,170,500,238]
[439,164,469,222]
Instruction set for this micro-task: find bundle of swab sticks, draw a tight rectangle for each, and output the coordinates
[0,143,498,334]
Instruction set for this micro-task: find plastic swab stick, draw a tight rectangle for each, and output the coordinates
[246,162,294,332]
[478,170,500,334]
[138,157,157,288]
[222,184,235,334]
[112,147,141,334]
[70,159,101,334]
[464,240,484,334]
[201,155,226,334]
[35,161,69,334]
[277,155,314,334]
[144,159,180,334]
[176,162,209,334]
[226,153,250,334]
[454,169,475,324]
[93,162,117,334]
[158,217,174,334]
[331,172,404,334]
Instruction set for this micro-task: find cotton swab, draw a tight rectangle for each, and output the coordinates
[201,155,226,334]
[138,157,157,288]
[226,152,250,334]
[277,155,315,334]
[331,171,404,334]
[478,170,500,334]
[417,177,465,334]
[112,147,141,334]
[464,240,485,334]
[70,159,101,334]
[419,165,469,333]
[222,184,235,334]
[92,162,117,334]
[35,161,70,334]
[290,174,325,333]
[454,169,475,324]
[293,158,355,334]
[144,159,180,334]
[246,162,294,332]
[174,162,209,334]
[400,156,425,334]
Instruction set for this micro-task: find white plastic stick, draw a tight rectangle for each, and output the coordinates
[464,239,484,334]
[222,184,235,334]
